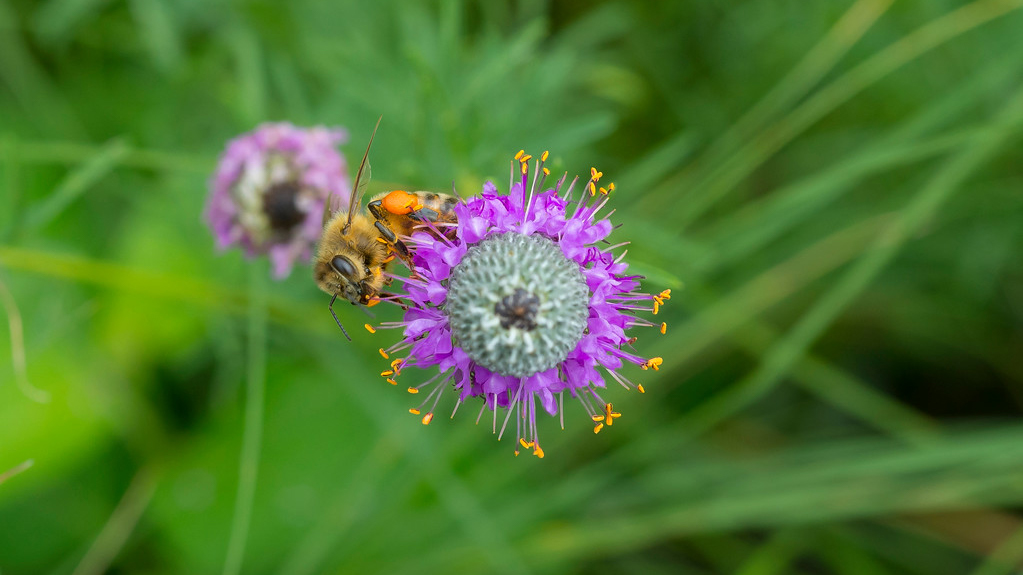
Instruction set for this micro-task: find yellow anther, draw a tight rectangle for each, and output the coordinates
[541,150,549,162]
[520,161,528,175]
[375,237,389,244]
[519,438,533,449]
[366,298,381,308]
[637,384,646,394]
[422,413,434,425]
[608,182,615,192]
[659,289,671,300]
[593,423,604,434]
[378,348,390,359]
[644,357,663,371]
[364,324,376,334]
[533,445,545,458]
[603,403,621,425]
[653,301,660,315]
[591,414,604,423]
[520,154,532,163]
[515,149,525,160]
[382,255,396,264]
[390,358,404,370]
[409,408,420,415]
[588,181,596,196]
[660,322,667,334]
[542,167,550,176]
[599,187,607,195]
[386,378,397,385]
[407,387,419,394]
[380,370,394,377]
[514,449,520,457]
[590,167,598,179]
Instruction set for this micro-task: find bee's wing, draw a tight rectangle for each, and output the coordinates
[322,191,346,228]
[345,116,382,230]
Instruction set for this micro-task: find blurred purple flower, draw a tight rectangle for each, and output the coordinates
[377,151,668,458]
[206,123,350,278]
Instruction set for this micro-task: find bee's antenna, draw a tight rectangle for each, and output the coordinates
[329,293,351,341]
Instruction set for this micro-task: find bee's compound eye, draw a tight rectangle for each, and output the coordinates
[331,256,356,278]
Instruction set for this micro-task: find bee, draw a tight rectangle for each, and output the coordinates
[314,117,462,340]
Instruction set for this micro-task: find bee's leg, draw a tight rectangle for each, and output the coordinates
[409,207,439,221]
[373,221,412,265]
[367,200,387,220]
[377,291,410,311]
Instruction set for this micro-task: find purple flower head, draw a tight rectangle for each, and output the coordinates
[376,151,669,458]
[206,123,350,279]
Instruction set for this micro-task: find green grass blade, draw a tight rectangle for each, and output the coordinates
[24,138,129,230]
[676,82,1023,441]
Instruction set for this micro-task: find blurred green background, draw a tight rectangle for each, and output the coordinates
[3,0,1023,573]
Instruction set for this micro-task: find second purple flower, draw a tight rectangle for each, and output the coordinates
[206,123,350,278]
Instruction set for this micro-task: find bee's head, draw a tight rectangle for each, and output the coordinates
[333,255,364,303]
[314,252,366,303]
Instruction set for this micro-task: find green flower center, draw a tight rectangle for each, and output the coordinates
[445,232,589,377]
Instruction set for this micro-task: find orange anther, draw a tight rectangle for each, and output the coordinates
[364,324,376,333]
[378,348,390,359]
[386,378,397,385]
[519,438,533,449]
[520,162,528,175]
[515,149,525,160]
[366,298,381,307]
[520,154,532,163]
[603,403,621,425]
[533,445,545,458]
[422,413,434,425]
[541,150,549,162]
[660,322,667,334]
[593,423,604,434]
[390,358,403,370]
[407,387,419,394]
[380,370,394,377]
[637,384,646,394]
[409,408,420,415]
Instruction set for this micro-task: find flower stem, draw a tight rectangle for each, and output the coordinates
[223,263,268,575]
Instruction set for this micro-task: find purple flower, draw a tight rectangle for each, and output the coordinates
[206,123,350,278]
[376,151,668,458]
